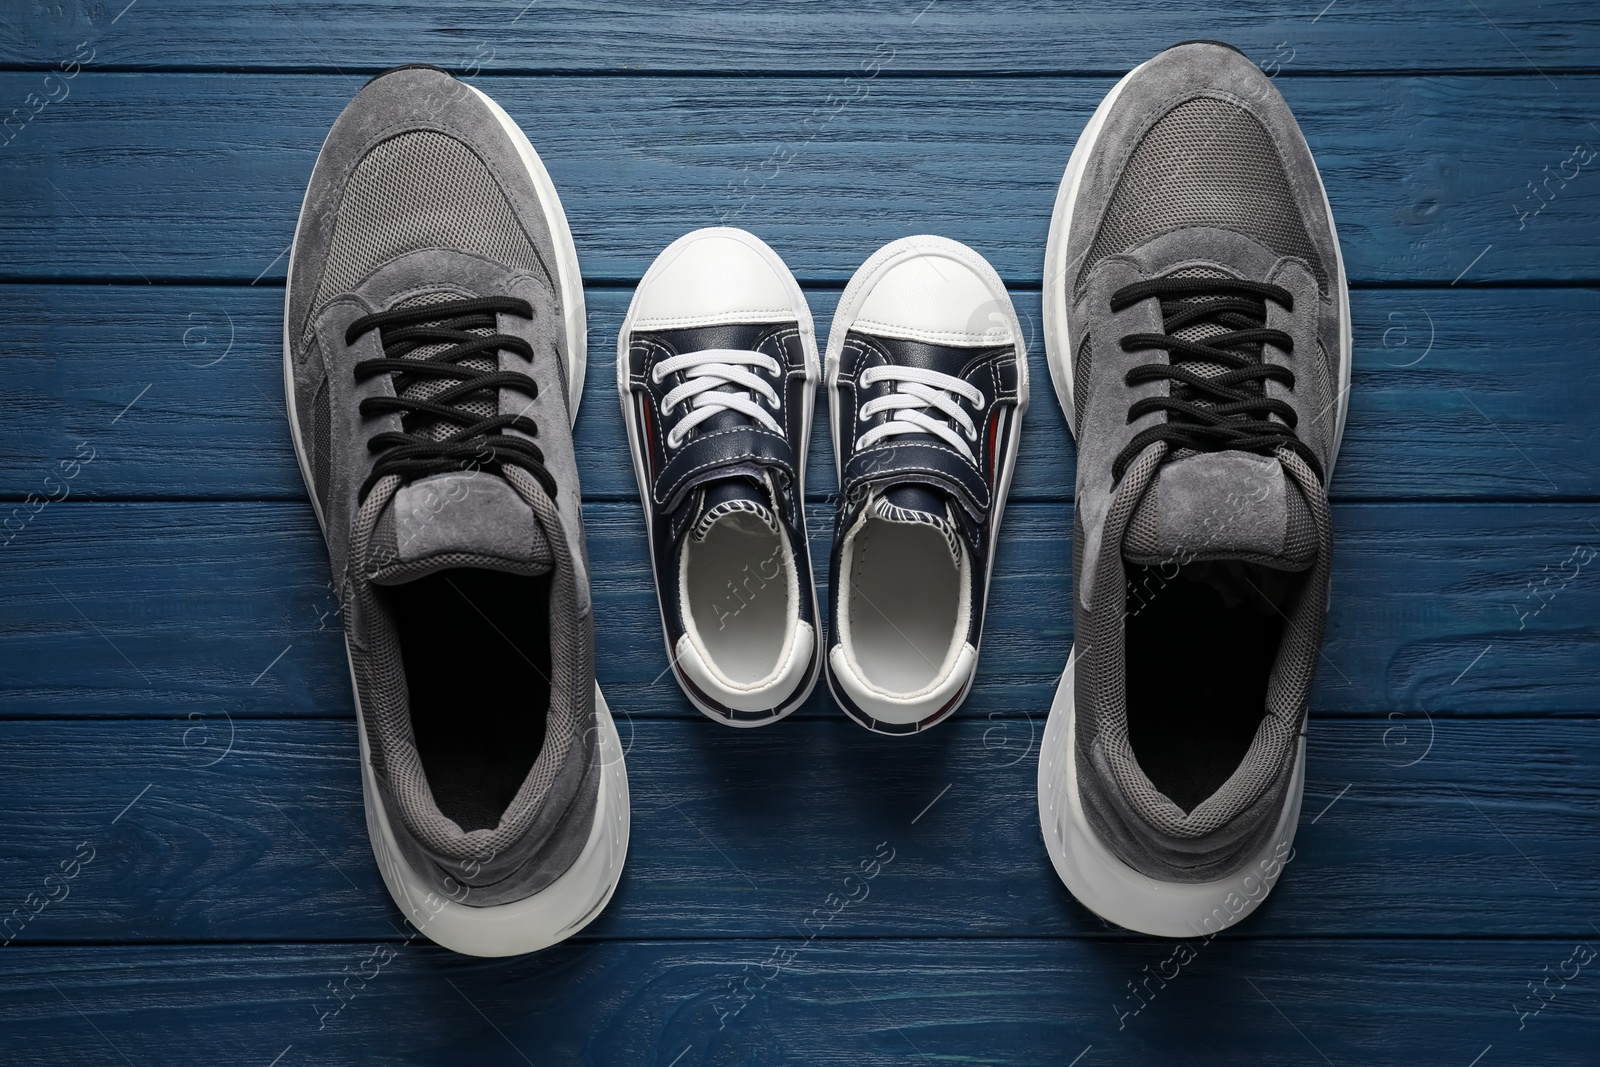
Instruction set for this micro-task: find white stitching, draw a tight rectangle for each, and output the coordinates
[631,335,678,467]
[656,428,794,505]
[633,325,800,506]
[854,319,1011,345]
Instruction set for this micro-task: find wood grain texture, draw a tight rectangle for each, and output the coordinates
[1,501,1596,719]
[3,74,1598,284]
[4,0,1599,74]
[2,938,1596,1066]
[2,284,1596,503]
[1,716,1596,944]
[1,8,1596,1063]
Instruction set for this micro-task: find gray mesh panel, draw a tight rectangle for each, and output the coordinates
[311,374,331,516]
[1073,334,1092,431]
[1308,340,1336,460]
[1083,96,1328,293]
[312,130,542,313]
[390,292,500,444]
[1125,479,1160,560]
[1280,482,1316,564]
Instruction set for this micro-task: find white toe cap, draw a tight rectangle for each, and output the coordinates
[631,228,798,329]
[853,245,1015,347]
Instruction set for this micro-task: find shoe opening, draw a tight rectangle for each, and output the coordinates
[385,567,551,833]
[1124,560,1304,813]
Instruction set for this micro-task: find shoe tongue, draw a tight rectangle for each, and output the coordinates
[870,484,961,565]
[1163,263,1256,393]
[1122,451,1317,571]
[691,471,779,543]
[362,470,556,584]
[391,291,499,444]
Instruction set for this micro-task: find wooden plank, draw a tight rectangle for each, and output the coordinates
[3,74,1599,284]
[2,284,1596,503]
[1,716,1596,945]
[1,938,1595,1065]
[5,0,1599,74]
[1,501,1596,718]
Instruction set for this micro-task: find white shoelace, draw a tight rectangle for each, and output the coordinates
[651,348,782,448]
[854,365,985,463]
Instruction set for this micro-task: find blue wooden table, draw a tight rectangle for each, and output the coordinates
[3,2,1599,1063]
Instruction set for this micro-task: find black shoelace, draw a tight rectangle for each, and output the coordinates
[347,296,557,502]
[1108,277,1322,483]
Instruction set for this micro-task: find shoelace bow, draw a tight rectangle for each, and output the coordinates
[855,364,985,464]
[1108,277,1323,482]
[347,296,557,502]
[651,348,783,449]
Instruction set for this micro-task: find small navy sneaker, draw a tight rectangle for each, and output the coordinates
[617,228,822,726]
[823,236,1028,734]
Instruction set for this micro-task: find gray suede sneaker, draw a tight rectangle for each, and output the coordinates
[283,66,628,956]
[1036,41,1349,937]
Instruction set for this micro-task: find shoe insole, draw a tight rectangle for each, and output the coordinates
[847,518,959,694]
[684,513,791,685]
[387,567,552,833]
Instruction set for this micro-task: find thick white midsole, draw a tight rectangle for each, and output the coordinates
[466,84,588,415]
[614,227,821,727]
[1041,59,1148,441]
[1037,652,1304,938]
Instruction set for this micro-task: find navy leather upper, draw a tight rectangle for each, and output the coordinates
[622,320,818,717]
[826,330,1022,731]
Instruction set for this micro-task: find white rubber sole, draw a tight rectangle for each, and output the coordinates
[615,227,822,728]
[823,235,1029,733]
[467,84,588,415]
[1038,653,1303,938]
[1041,61,1353,466]
[283,79,626,955]
[1040,58,1148,443]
